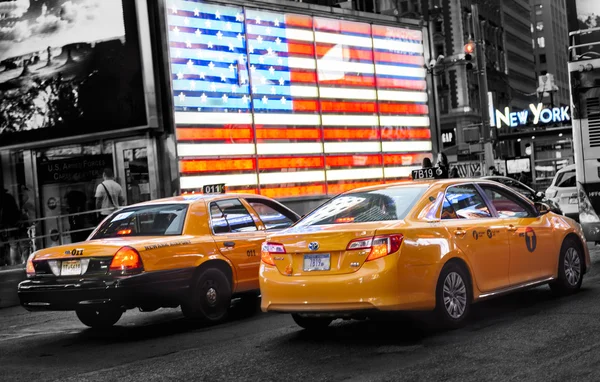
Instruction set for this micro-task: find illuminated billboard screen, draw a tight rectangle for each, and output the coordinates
[0,0,146,146]
[167,1,431,198]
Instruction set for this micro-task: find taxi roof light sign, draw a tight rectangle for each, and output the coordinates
[203,183,226,194]
[411,167,446,180]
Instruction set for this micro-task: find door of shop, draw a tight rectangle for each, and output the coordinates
[114,139,159,206]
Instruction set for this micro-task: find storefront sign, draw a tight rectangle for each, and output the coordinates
[493,104,570,128]
[37,155,112,184]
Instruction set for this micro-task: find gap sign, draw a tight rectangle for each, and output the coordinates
[492,104,570,128]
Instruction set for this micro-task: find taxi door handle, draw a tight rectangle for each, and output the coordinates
[223,241,236,248]
[507,225,518,232]
[454,229,467,237]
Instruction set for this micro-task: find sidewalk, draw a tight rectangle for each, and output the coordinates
[0,266,25,309]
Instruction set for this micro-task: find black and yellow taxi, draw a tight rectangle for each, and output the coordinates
[18,185,300,328]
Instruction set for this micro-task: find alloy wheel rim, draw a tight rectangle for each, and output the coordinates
[206,287,218,305]
[564,247,581,286]
[443,272,467,319]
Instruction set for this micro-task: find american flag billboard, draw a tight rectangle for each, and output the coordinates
[167,1,431,198]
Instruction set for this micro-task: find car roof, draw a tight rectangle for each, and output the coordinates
[556,164,576,173]
[344,178,497,194]
[124,193,266,207]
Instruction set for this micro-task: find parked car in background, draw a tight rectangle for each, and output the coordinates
[483,176,563,215]
[545,164,578,221]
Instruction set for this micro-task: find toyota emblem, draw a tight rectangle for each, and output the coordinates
[308,242,320,251]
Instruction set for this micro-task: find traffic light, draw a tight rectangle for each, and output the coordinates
[464,41,475,70]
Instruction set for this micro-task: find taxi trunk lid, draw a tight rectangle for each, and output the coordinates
[30,237,166,277]
[267,222,402,276]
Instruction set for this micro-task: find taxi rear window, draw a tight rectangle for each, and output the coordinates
[91,204,188,239]
[295,186,427,226]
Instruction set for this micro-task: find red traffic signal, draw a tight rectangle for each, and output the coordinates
[464,41,475,54]
[464,41,475,70]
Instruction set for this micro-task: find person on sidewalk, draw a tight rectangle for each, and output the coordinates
[95,168,125,223]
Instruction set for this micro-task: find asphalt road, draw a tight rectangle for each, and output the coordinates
[2,246,600,382]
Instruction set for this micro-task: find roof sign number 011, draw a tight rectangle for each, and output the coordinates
[492,103,570,128]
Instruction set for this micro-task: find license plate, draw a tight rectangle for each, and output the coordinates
[569,197,578,204]
[303,254,330,272]
[61,260,81,276]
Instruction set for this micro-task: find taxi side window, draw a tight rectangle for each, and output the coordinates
[480,185,536,218]
[442,185,491,219]
[210,199,257,234]
[247,199,296,230]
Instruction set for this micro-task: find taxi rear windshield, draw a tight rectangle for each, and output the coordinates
[91,204,188,239]
[295,186,427,226]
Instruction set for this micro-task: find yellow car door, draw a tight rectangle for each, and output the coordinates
[209,198,266,292]
[441,184,510,292]
[479,183,555,284]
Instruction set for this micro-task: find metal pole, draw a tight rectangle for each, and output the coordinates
[471,2,494,169]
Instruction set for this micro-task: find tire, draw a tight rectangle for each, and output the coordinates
[434,262,471,329]
[76,307,123,329]
[550,239,584,296]
[292,314,332,331]
[182,268,232,322]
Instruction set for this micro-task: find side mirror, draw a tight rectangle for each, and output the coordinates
[535,201,550,215]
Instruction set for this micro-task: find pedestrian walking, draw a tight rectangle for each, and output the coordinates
[449,167,460,178]
[422,157,433,168]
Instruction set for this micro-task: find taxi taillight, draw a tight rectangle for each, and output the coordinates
[26,253,36,276]
[109,246,143,273]
[261,241,285,266]
[347,234,403,262]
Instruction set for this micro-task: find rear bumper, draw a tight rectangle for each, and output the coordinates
[259,256,437,314]
[18,268,194,311]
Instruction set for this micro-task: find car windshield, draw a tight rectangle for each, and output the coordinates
[295,186,427,227]
[91,204,188,239]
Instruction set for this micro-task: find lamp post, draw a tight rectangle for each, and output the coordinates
[471,2,495,170]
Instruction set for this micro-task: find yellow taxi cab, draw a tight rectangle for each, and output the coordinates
[18,184,300,328]
[259,170,590,330]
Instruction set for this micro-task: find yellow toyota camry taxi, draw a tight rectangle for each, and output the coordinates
[19,185,300,328]
[259,171,590,330]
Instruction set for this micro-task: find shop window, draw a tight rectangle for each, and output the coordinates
[539,54,546,63]
[536,21,544,31]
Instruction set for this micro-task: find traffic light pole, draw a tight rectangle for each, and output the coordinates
[471,2,495,171]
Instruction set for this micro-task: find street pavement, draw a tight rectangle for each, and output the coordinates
[2,246,600,382]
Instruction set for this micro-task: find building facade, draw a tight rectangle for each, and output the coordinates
[500,0,537,111]
[531,0,570,108]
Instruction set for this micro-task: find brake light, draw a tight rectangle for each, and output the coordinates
[26,253,36,276]
[109,246,143,273]
[347,234,403,262]
[261,242,285,266]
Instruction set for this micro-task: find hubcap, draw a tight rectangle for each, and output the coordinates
[206,287,218,305]
[564,247,581,286]
[443,272,467,319]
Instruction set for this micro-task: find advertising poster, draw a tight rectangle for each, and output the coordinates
[0,0,146,146]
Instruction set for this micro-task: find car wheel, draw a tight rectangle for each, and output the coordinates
[550,239,584,296]
[435,262,471,329]
[182,268,232,322]
[76,307,123,329]
[291,314,332,331]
